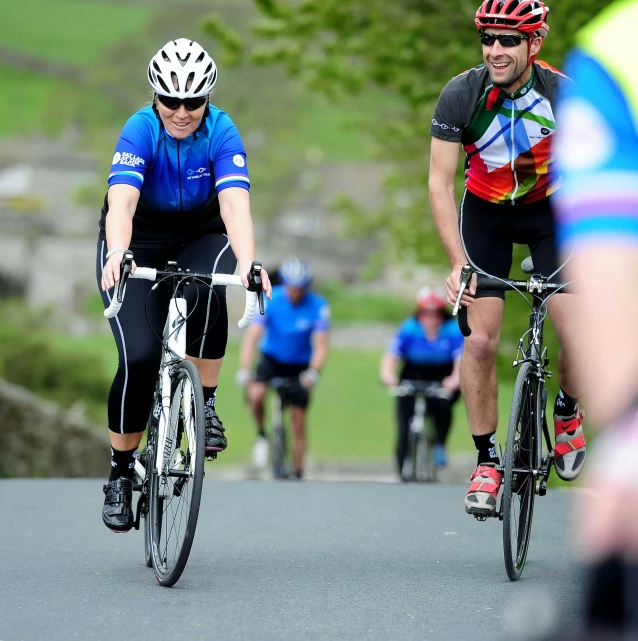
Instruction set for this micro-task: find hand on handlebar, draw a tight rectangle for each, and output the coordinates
[446,263,476,308]
[381,373,400,388]
[101,253,137,291]
[235,369,254,388]
[240,262,272,300]
[441,375,460,392]
[299,368,319,390]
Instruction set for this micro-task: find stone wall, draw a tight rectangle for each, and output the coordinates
[0,378,110,478]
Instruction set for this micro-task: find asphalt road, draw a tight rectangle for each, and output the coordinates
[0,479,585,641]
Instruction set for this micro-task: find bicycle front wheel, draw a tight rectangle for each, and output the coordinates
[148,359,206,587]
[503,361,540,581]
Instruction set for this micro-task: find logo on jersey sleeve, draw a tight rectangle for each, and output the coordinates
[556,98,613,171]
[112,152,145,168]
[233,154,246,167]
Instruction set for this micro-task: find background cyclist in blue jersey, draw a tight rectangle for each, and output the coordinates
[98,38,272,533]
[380,287,463,476]
[236,257,330,479]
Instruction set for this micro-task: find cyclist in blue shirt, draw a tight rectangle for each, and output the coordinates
[237,257,330,479]
[380,287,463,475]
[97,38,272,533]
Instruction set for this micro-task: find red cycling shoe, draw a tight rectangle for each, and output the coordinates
[554,407,586,481]
[465,463,502,517]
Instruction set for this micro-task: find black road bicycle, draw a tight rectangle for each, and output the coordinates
[269,377,304,480]
[454,259,569,581]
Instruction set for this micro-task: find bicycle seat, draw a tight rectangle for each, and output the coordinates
[521,257,534,274]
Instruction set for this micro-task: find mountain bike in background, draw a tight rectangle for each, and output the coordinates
[454,258,569,581]
[104,253,263,586]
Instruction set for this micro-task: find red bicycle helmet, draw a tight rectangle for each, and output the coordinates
[416,287,446,312]
[475,0,550,37]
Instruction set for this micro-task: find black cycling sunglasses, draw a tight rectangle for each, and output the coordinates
[480,32,529,47]
[156,94,208,111]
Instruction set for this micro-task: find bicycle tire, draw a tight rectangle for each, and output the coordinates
[272,424,287,479]
[502,361,540,581]
[148,359,205,587]
[415,432,427,482]
[143,394,159,569]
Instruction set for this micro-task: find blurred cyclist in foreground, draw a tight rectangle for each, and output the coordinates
[380,287,463,476]
[554,0,638,636]
[236,257,330,479]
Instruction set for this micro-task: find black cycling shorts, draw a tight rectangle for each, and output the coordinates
[460,190,565,299]
[255,353,310,409]
[97,233,236,434]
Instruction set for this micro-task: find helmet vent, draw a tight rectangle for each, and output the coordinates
[157,75,170,94]
[176,52,190,67]
[196,51,206,63]
[194,78,207,94]
[170,71,179,91]
[153,61,161,72]
[161,50,170,62]
[204,62,213,74]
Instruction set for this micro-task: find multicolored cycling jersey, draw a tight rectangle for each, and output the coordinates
[255,285,330,365]
[100,104,249,240]
[554,1,638,246]
[388,318,464,366]
[430,61,569,205]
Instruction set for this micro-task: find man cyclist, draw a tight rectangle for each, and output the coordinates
[428,0,585,517]
[98,39,272,532]
[554,0,638,633]
[236,257,330,479]
[380,287,463,477]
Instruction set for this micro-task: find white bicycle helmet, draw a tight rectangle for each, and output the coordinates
[279,257,313,288]
[147,38,217,98]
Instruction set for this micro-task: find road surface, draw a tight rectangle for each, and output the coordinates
[0,479,584,640]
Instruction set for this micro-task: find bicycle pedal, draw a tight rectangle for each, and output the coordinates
[474,515,488,522]
[205,452,217,461]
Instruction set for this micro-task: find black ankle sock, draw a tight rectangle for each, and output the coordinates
[472,431,499,466]
[203,386,217,409]
[258,426,266,438]
[554,388,578,417]
[109,447,137,481]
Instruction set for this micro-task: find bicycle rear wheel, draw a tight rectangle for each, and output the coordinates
[148,359,205,587]
[503,361,540,581]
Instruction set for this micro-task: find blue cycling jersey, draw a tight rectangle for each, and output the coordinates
[255,286,330,365]
[388,317,464,365]
[100,104,249,240]
[554,48,638,246]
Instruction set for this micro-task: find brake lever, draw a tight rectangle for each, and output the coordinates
[247,261,265,315]
[116,251,134,303]
[452,264,473,317]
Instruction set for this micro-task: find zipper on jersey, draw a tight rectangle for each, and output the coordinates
[510,96,519,205]
[177,140,183,211]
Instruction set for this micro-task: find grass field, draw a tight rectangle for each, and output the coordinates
[2,0,153,66]
[16,329,520,467]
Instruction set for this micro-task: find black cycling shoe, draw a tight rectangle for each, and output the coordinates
[102,477,134,533]
[204,405,227,452]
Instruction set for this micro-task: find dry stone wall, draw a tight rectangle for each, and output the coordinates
[0,378,110,478]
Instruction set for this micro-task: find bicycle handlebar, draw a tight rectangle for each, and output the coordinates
[453,264,569,338]
[390,381,453,400]
[103,255,262,329]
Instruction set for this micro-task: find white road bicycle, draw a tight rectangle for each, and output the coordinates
[104,252,264,587]
[391,381,453,483]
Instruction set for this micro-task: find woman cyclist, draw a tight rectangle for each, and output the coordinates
[98,38,271,533]
[380,287,463,476]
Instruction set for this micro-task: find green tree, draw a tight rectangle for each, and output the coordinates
[220,0,613,265]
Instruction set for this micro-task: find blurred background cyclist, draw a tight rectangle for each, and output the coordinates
[236,257,330,479]
[380,287,463,476]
